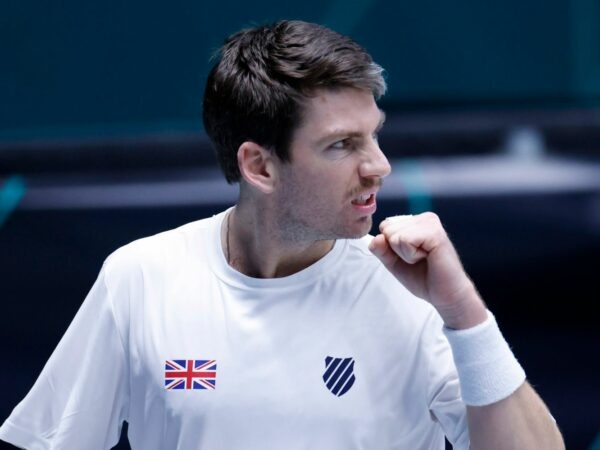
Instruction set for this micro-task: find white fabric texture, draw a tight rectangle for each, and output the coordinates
[0,210,469,449]
[443,311,526,406]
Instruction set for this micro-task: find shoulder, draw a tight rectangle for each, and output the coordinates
[345,234,377,259]
[341,234,384,271]
[102,216,215,286]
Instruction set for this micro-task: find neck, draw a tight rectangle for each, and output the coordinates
[222,203,335,278]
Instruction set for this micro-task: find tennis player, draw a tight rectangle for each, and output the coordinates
[0,20,564,449]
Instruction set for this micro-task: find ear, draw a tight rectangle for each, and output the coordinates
[237,141,278,194]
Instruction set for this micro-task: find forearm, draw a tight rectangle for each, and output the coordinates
[441,301,564,449]
[370,215,564,448]
[467,381,564,450]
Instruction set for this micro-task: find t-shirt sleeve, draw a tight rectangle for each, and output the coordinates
[0,265,130,450]
[423,310,470,450]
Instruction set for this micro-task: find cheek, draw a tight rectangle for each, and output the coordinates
[310,178,344,203]
[282,160,352,205]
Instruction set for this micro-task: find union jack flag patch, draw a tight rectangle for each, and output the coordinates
[164,359,217,390]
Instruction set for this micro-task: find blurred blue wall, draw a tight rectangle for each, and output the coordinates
[2,0,600,141]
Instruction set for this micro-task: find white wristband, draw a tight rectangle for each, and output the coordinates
[443,310,526,406]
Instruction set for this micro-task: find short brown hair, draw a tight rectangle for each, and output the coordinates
[202,20,386,183]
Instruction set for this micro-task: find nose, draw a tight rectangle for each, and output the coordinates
[359,142,391,179]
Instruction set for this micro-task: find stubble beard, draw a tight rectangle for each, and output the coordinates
[276,196,373,243]
[275,173,380,243]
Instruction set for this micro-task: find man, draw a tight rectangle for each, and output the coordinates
[0,20,563,449]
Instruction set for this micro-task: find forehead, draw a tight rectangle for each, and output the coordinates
[293,88,383,143]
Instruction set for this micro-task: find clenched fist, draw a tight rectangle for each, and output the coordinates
[368,212,488,329]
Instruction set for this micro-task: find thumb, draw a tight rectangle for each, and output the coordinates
[369,234,386,256]
[369,234,397,269]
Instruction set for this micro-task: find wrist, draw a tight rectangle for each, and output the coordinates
[437,284,488,330]
[443,310,526,406]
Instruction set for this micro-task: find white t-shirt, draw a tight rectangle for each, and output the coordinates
[0,210,469,449]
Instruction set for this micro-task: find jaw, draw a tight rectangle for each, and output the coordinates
[333,211,374,239]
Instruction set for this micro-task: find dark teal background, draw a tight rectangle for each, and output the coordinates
[2,0,600,141]
[1,2,600,448]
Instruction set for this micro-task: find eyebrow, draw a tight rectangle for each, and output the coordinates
[315,109,386,146]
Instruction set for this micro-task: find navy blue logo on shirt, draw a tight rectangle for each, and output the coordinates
[322,356,356,397]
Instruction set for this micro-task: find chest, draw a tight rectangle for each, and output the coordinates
[126,276,438,447]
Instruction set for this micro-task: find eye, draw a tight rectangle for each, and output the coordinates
[329,139,351,150]
[329,139,346,150]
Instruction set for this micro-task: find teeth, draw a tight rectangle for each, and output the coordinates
[353,193,371,205]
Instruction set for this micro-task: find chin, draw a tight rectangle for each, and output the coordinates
[347,232,369,240]
[338,218,373,239]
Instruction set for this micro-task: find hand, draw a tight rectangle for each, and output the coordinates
[368,212,487,329]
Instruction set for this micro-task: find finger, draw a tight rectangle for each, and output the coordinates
[369,234,399,269]
[370,233,426,268]
[379,219,429,264]
[370,233,427,297]
[379,214,413,232]
[379,212,444,258]
[388,233,428,264]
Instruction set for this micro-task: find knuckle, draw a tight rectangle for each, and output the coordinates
[422,211,440,223]
[390,233,403,247]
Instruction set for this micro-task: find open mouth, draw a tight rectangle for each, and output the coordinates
[351,193,375,206]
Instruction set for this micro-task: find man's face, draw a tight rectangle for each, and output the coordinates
[274,88,391,241]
